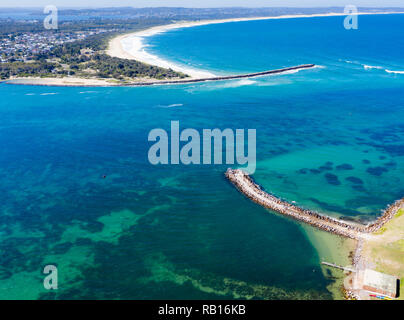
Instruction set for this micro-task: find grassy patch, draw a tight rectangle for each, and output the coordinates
[389,239,404,251]
[373,227,387,235]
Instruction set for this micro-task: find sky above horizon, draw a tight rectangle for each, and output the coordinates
[0,1,403,8]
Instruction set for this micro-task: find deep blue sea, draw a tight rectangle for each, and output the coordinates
[1,14,404,299]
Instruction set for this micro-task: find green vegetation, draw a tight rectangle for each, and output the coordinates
[0,61,58,79]
[373,226,387,235]
[50,34,186,80]
[0,18,171,37]
[0,19,187,81]
[88,54,185,80]
[363,206,404,299]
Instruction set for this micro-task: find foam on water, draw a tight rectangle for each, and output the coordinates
[157,103,184,108]
[214,79,257,88]
[385,69,404,74]
[121,34,215,78]
[363,64,384,70]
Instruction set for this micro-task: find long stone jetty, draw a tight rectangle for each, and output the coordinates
[225,169,404,239]
[3,64,316,87]
[127,64,316,86]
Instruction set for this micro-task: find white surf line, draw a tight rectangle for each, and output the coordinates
[108,11,404,79]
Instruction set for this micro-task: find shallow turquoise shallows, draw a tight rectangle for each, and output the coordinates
[1,14,404,299]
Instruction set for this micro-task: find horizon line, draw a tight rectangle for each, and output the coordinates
[1,5,404,9]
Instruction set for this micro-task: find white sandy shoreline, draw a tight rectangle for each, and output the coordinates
[107,11,404,79]
[2,77,122,87]
[3,64,315,87]
[4,11,404,87]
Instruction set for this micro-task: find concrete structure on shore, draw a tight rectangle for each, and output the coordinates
[225,169,403,239]
[350,268,399,299]
[322,262,399,299]
[362,269,399,298]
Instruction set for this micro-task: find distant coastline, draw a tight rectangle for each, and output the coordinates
[4,11,404,87]
[107,11,404,78]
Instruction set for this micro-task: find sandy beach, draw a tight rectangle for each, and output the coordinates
[3,77,123,87]
[107,11,404,78]
[6,11,404,87]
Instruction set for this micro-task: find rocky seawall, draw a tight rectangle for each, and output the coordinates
[127,64,316,86]
[225,169,403,239]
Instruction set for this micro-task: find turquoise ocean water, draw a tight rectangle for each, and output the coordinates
[0,14,404,299]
